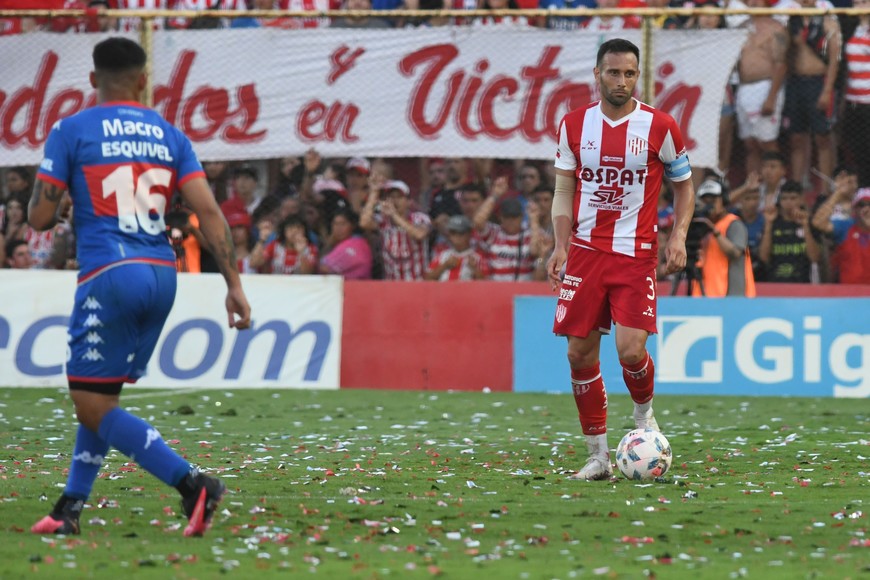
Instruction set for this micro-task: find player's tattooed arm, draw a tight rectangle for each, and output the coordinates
[202,221,239,281]
[28,179,68,231]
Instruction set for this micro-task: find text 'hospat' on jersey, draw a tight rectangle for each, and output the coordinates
[36,101,205,282]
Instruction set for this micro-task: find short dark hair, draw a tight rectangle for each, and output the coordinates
[5,238,27,261]
[7,166,32,185]
[780,180,804,195]
[233,164,258,181]
[832,165,857,179]
[760,151,786,166]
[596,38,640,68]
[277,214,309,244]
[93,37,146,72]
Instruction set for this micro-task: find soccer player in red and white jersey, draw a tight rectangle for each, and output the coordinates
[361,178,431,280]
[546,38,695,481]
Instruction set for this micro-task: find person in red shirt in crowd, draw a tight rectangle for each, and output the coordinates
[361,178,431,280]
[425,215,486,281]
[250,214,318,274]
[222,206,257,274]
[473,177,538,281]
[830,188,870,285]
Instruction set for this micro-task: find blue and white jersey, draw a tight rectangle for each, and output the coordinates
[36,101,205,282]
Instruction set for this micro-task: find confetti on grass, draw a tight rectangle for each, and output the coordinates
[2,389,868,578]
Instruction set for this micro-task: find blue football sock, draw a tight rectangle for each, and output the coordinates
[98,407,191,487]
[64,424,110,501]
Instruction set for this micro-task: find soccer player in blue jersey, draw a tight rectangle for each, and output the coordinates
[27,37,251,537]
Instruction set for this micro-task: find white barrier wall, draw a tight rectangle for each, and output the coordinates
[0,270,342,389]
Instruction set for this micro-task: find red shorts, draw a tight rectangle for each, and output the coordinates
[552,244,658,338]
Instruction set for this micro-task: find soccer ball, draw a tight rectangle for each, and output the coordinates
[615,428,673,480]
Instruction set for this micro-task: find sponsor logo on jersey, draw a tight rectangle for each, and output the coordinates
[589,187,629,211]
[628,137,647,156]
[643,306,654,317]
[559,288,576,301]
[580,166,646,186]
[85,332,104,345]
[555,303,567,323]
[581,140,597,150]
[81,348,104,361]
[83,296,102,310]
[563,274,583,287]
[83,314,103,327]
[602,155,624,163]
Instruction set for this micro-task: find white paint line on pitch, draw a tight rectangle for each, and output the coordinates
[123,388,205,400]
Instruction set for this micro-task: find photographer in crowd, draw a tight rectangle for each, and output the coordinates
[690,179,756,297]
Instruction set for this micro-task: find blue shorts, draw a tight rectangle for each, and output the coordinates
[66,263,177,385]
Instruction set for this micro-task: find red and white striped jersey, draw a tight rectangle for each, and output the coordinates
[428,247,485,281]
[479,223,535,281]
[176,0,247,8]
[275,0,333,29]
[555,99,692,258]
[375,211,431,280]
[109,0,176,30]
[25,226,61,269]
[845,23,870,105]
[262,241,319,274]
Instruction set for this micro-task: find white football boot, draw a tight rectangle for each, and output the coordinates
[570,434,612,481]
[633,400,659,432]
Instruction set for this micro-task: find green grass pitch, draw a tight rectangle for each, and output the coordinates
[0,387,868,579]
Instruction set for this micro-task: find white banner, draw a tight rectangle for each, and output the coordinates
[0,270,342,389]
[0,28,744,167]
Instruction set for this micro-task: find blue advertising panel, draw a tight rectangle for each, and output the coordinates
[514,297,870,397]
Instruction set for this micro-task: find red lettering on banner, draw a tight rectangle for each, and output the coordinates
[154,51,265,144]
[399,44,589,142]
[1,52,59,147]
[654,62,700,151]
[328,46,365,85]
[0,49,264,150]
[297,100,360,143]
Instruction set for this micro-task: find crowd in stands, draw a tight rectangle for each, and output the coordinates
[2,150,868,285]
[1,0,868,285]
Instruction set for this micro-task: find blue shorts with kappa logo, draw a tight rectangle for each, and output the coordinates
[66,263,177,385]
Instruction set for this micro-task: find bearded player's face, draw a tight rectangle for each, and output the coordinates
[595,51,639,109]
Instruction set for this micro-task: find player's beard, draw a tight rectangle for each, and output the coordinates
[602,88,631,109]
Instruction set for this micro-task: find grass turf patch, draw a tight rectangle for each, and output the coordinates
[0,387,868,578]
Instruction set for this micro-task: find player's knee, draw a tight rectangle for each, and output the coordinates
[69,389,120,431]
[566,347,597,370]
[617,346,646,366]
